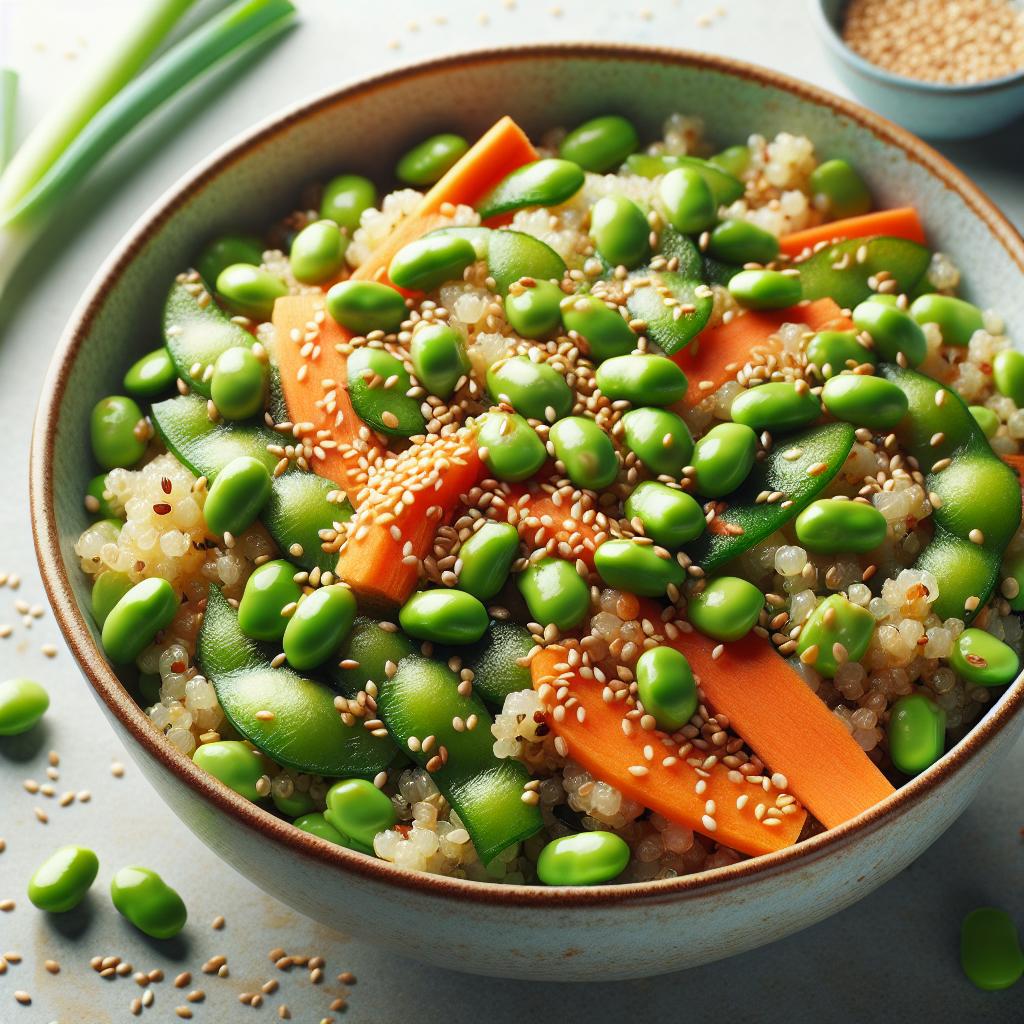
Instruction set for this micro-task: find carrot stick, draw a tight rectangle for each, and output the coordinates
[779,207,926,258]
[506,488,603,569]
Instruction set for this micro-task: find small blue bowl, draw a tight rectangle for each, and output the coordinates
[813,0,1024,139]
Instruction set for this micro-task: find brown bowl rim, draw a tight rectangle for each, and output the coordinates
[30,42,1024,909]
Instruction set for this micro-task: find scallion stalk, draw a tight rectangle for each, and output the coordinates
[0,69,18,172]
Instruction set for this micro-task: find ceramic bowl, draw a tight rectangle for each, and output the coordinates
[31,44,1024,981]
[813,0,1024,139]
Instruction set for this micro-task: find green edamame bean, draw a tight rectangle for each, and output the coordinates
[110,866,187,939]
[476,411,547,481]
[691,422,757,498]
[708,145,751,178]
[396,133,469,185]
[969,405,1000,439]
[192,740,267,800]
[549,416,619,490]
[730,381,820,432]
[796,593,874,677]
[728,269,802,310]
[196,234,263,288]
[595,354,688,407]
[809,159,871,219]
[589,194,650,269]
[795,498,888,553]
[706,219,780,265]
[28,846,99,912]
[537,831,630,886]
[487,355,573,422]
[593,538,686,597]
[410,323,468,399]
[388,234,477,292]
[272,786,316,819]
[85,474,118,518]
[238,560,302,643]
[1003,553,1024,612]
[90,396,146,470]
[215,264,287,321]
[102,578,178,664]
[458,522,520,601]
[624,481,704,548]
[320,174,376,231]
[687,576,763,642]
[658,167,716,234]
[478,159,585,220]
[635,646,697,731]
[559,115,639,173]
[289,220,348,285]
[820,373,909,430]
[210,346,266,421]
[282,585,357,671]
[621,407,694,477]
[0,678,49,735]
[203,455,272,537]
[888,694,946,775]
[806,330,876,377]
[91,571,134,628]
[399,589,488,645]
[560,294,637,361]
[123,347,176,399]
[993,349,1024,406]
[517,557,590,630]
[961,907,1024,991]
[505,280,565,339]
[910,293,984,347]
[950,628,1020,687]
[346,346,425,437]
[294,812,348,845]
[326,280,407,334]
[325,778,397,849]
[851,299,927,368]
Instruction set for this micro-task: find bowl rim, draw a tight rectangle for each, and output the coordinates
[30,41,1024,910]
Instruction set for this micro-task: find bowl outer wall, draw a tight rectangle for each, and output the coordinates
[31,45,1024,980]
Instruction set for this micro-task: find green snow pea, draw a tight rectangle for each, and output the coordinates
[950,628,1020,687]
[91,572,134,628]
[399,589,489,645]
[410,323,468,399]
[476,411,547,481]
[283,585,357,671]
[203,455,273,537]
[910,293,984,347]
[110,866,187,939]
[708,145,750,178]
[593,538,686,597]
[625,247,713,356]
[396,133,469,185]
[196,234,263,288]
[90,396,146,470]
[460,620,534,705]
[589,194,650,268]
[687,576,763,642]
[28,846,99,912]
[969,405,1000,439]
[624,481,704,548]
[795,594,874,678]
[624,154,744,206]
[289,220,348,285]
[808,159,871,219]
[123,347,176,399]
[192,740,267,800]
[537,831,630,886]
[215,264,287,321]
[325,778,397,848]
[549,416,619,490]
[505,280,565,339]
[560,115,639,172]
[102,578,178,664]
[821,373,909,429]
[595,354,688,407]
[691,422,757,498]
[560,293,637,361]
[486,229,566,296]
[326,280,407,334]
[487,355,574,422]
[799,236,930,309]
[806,330,876,377]
[458,523,520,601]
[961,908,1024,991]
[477,159,585,220]
[728,269,802,310]
[388,234,477,292]
[852,299,927,367]
[795,498,887,553]
[658,166,716,234]
[237,559,302,643]
[992,349,1024,405]
[888,694,946,775]
[0,678,49,735]
[706,219,779,265]
[293,812,348,846]
[346,346,426,437]
[320,173,376,232]
[517,557,590,630]
[635,646,697,731]
[620,407,694,477]
[85,474,118,519]
[730,381,820,432]
[210,345,266,421]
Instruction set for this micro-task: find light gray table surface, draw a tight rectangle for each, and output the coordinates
[0,2,1021,1021]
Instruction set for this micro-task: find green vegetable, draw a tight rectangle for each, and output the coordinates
[346,347,426,437]
[687,576,763,642]
[992,349,1024,405]
[101,578,178,663]
[960,908,1024,991]
[620,407,694,477]
[331,616,416,694]
[485,229,566,296]
[708,145,750,178]
[820,373,909,429]
[624,153,744,206]
[706,219,779,265]
[549,416,619,490]
[90,396,146,469]
[123,347,176,399]
[910,293,983,347]
[560,293,637,361]
[85,474,119,519]
[808,159,871,219]
[517,557,590,630]
[560,115,639,172]
[624,481,704,548]
[210,345,266,420]
[325,778,397,849]
[215,263,287,321]
[0,678,49,735]
[950,628,1020,687]
[294,812,348,845]
[806,330,876,377]
[691,422,757,498]
[196,234,263,287]
[589,194,649,268]
[476,411,547,482]
[289,219,347,284]
[282,585,357,671]
[396,133,468,185]
[969,405,1000,439]
[237,559,302,643]
[595,353,688,407]
[320,173,376,231]
[505,280,565,339]
[110,866,187,939]
[457,522,520,601]
[487,355,573,422]
[326,280,407,334]
[460,621,534,706]
[477,158,585,220]
[203,455,272,537]
[409,323,468,399]
[795,498,887,553]
[192,740,266,800]
[272,785,315,819]
[28,846,99,913]
[635,646,697,731]
[593,538,686,597]
[852,299,927,367]
[536,831,630,886]
[795,594,874,678]
[658,166,716,234]
[888,694,946,775]
[730,381,820,432]
[399,589,489,645]
[388,233,477,292]
[91,571,134,628]
[728,268,802,310]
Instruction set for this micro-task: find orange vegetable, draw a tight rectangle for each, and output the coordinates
[779,207,926,258]
[531,646,807,857]
[507,487,604,569]
[1001,454,1024,513]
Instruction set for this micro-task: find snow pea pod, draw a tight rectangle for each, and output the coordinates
[560,115,639,172]
[548,416,619,490]
[477,159,585,220]
[346,347,426,437]
[625,268,712,356]
[593,538,686,597]
[595,354,688,407]
[486,229,566,296]
[110,867,187,940]
[459,620,534,706]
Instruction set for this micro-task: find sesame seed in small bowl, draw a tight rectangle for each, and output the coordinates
[813,0,1024,139]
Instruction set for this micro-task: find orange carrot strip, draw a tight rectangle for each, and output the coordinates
[779,207,926,258]
[508,487,603,570]
[531,647,806,856]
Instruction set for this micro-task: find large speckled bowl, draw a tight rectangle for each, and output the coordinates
[31,45,1024,981]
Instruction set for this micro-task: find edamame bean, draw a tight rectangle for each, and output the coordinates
[90,396,146,470]
[203,455,272,537]
[820,373,908,430]
[320,173,376,231]
[560,294,637,361]
[110,866,187,939]
[476,411,547,481]
[478,159,585,220]
[517,557,590,630]
[691,422,757,498]
[396,133,469,185]
[399,589,488,645]
[192,740,267,800]
[282,585,357,671]
[272,786,316,819]
[595,354,688,407]
[969,405,1000,439]
[796,593,874,677]
[1003,553,1024,613]
[486,355,573,422]
[730,381,820,432]
[851,299,927,368]
[593,538,686,597]
[536,831,630,885]
[238,560,303,643]
[635,646,697,731]
[210,346,266,421]
[910,293,984,347]
[388,234,477,292]
[992,349,1024,405]
[505,280,564,339]
[325,779,398,850]
[289,220,348,284]
[458,522,520,601]
[549,416,619,490]
[708,145,751,178]
[91,571,134,628]
[102,578,178,664]
[215,264,287,321]
[806,330,876,377]
[85,474,118,518]
[621,407,694,477]
[589,194,649,268]
[950,628,1020,686]
[196,234,263,288]
[728,269,802,310]
[658,167,716,234]
[559,115,639,173]
[28,846,99,912]
[294,812,348,845]
[327,280,407,334]
[961,907,1024,991]
[410,323,468,399]
[624,481,705,548]
[0,678,49,735]
[888,694,946,775]
[706,219,780,265]
[346,346,425,437]
[687,576,763,641]
[795,498,888,553]
[808,159,871,219]
[123,347,176,399]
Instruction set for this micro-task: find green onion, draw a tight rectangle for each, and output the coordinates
[0,69,18,173]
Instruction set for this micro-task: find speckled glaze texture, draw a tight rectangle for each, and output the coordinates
[31,46,1024,981]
